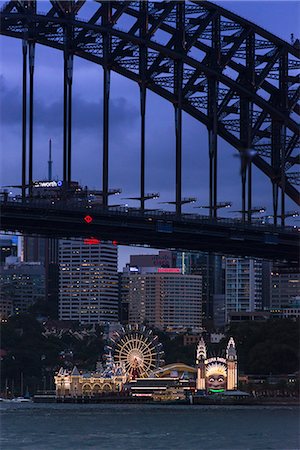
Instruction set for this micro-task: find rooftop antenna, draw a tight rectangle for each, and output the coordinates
[48,139,52,181]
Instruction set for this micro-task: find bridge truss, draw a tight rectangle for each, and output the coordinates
[0,0,299,225]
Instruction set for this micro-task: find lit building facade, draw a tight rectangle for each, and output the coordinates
[23,236,59,310]
[59,240,118,324]
[0,238,17,264]
[225,258,262,322]
[55,359,127,397]
[174,252,225,323]
[126,271,202,331]
[0,259,45,314]
[196,336,238,392]
[270,269,300,309]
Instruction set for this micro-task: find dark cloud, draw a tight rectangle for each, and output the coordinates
[0,77,138,131]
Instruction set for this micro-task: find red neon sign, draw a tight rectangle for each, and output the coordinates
[84,238,100,245]
[84,215,93,224]
[157,268,181,273]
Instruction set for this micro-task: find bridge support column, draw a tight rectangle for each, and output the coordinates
[208,128,218,219]
[207,76,218,220]
[241,156,247,224]
[272,182,279,226]
[271,120,283,227]
[273,53,288,227]
[241,33,255,223]
[247,162,252,223]
[63,54,68,184]
[102,2,112,208]
[280,125,287,227]
[22,39,27,201]
[174,2,185,216]
[139,1,148,211]
[174,105,182,216]
[63,53,73,186]
[67,55,73,184]
[281,177,285,227]
[140,85,146,210]
[63,4,74,187]
[103,67,110,207]
[28,41,35,196]
[208,15,220,220]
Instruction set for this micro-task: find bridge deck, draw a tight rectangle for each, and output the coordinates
[1,200,298,265]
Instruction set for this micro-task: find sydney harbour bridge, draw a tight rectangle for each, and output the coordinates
[0,0,299,265]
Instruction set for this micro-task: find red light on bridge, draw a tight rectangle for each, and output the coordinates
[112,240,118,246]
[84,238,100,245]
[84,215,93,224]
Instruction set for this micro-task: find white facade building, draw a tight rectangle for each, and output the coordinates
[225,258,262,322]
[59,240,118,323]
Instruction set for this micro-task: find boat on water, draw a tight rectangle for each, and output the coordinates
[10,397,32,403]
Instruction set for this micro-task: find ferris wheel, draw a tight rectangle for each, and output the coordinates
[106,324,165,378]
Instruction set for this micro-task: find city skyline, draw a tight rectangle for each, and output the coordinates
[0,3,299,444]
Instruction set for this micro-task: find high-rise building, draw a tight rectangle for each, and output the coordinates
[174,251,225,323]
[270,267,300,309]
[23,236,59,313]
[0,238,17,264]
[126,271,203,332]
[0,259,45,314]
[225,258,262,322]
[59,240,118,324]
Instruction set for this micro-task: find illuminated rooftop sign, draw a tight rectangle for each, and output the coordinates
[157,268,181,273]
[84,238,100,245]
[33,180,63,188]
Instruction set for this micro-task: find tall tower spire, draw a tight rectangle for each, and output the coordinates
[48,138,53,181]
[196,336,207,391]
[196,336,207,364]
[226,337,238,390]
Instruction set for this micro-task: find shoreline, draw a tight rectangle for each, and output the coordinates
[32,395,300,407]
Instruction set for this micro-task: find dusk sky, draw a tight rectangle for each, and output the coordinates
[0,0,299,269]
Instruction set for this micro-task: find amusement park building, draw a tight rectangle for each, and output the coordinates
[55,335,238,399]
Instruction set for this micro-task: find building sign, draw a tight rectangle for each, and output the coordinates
[84,238,100,245]
[196,337,238,392]
[33,180,63,188]
[158,268,181,273]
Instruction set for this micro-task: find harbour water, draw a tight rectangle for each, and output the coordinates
[1,403,299,450]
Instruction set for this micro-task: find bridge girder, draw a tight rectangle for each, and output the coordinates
[0,0,299,208]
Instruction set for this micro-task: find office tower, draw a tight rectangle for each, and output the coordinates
[126,270,202,332]
[174,251,225,323]
[59,240,118,323]
[270,267,300,309]
[0,238,17,264]
[225,258,263,322]
[23,236,59,313]
[0,259,45,314]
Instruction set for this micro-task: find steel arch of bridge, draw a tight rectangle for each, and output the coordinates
[1,0,299,223]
